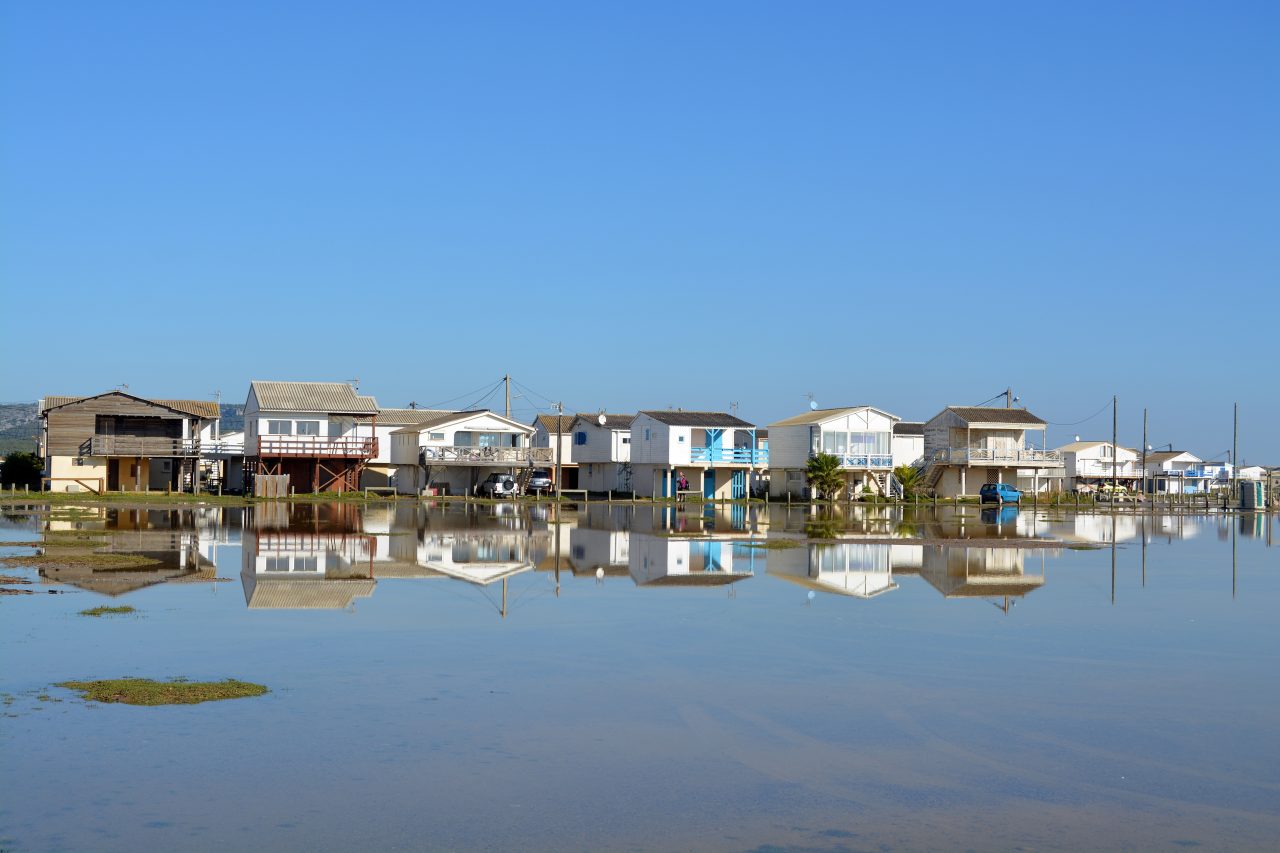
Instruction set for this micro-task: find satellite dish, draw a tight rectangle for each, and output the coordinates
[597,413,607,426]
[1074,435,1080,442]
[809,400,818,411]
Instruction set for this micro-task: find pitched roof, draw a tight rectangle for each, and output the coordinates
[377,408,454,426]
[639,410,754,428]
[41,393,220,419]
[1057,440,1139,454]
[569,413,636,430]
[390,409,534,435]
[945,406,1046,425]
[250,381,378,414]
[1146,450,1200,463]
[769,406,897,428]
[893,421,924,436]
[534,414,575,433]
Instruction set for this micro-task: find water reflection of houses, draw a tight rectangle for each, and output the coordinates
[40,508,217,596]
[768,543,916,599]
[240,528,376,609]
[627,534,756,587]
[910,545,1049,604]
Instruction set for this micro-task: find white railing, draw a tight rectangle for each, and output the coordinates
[932,447,1061,465]
[420,446,553,465]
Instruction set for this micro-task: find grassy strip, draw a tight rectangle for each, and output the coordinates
[79,605,137,617]
[0,552,161,571]
[56,678,268,706]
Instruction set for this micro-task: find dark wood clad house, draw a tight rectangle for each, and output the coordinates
[40,392,220,493]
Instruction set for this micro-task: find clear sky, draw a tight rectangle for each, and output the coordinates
[2,2,1277,461]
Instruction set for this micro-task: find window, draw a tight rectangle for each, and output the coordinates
[294,556,319,572]
[677,435,685,443]
[265,556,290,572]
[575,432,587,445]
[268,420,292,435]
[296,421,320,436]
[644,429,651,441]
[621,436,630,444]
[428,432,445,441]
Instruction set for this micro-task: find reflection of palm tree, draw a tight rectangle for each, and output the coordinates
[806,453,844,500]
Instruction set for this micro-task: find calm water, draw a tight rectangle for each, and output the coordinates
[1,501,1278,853]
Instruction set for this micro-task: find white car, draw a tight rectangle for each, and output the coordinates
[477,473,519,498]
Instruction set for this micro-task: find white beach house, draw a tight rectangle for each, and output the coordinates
[530,414,578,488]
[767,406,899,499]
[389,410,549,495]
[570,413,635,493]
[629,411,765,500]
[1143,451,1215,494]
[1057,440,1143,493]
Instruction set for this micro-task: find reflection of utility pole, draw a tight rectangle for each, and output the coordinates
[1110,513,1117,606]
[501,576,507,619]
[554,401,563,501]
[1112,395,1119,497]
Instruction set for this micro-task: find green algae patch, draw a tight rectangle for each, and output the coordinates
[79,605,136,617]
[743,539,803,550]
[57,678,268,706]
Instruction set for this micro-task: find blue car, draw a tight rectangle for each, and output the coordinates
[979,483,1021,504]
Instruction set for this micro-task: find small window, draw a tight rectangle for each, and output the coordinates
[575,432,587,445]
[428,432,445,441]
[265,556,290,572]
[268,420,292,435]
[644,429,651,441]
[621,436,630,444]
[677,435,685,443]
[294,556,319,572]
[296,421,320,436]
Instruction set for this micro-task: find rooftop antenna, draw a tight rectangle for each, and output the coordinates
[348,378,360,391]
[117,383,129,393]
[407,401,418,409]
[806,392,817,411]
[730,401,739,417]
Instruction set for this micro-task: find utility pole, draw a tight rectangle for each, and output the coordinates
[1141,407,1148,500]
[1005,387,1013,409]
[1112,395,1118,496]
[504,374,511,419]
[1232,402,1239,504]
[554,401,563,502]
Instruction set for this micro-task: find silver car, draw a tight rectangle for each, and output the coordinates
[525,469,554,495]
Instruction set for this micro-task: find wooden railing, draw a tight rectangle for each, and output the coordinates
[420,445,553,465]
[932,447,1061,466]
[81,436,201,457]
[257,436,378,458]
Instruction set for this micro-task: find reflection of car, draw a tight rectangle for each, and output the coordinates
[477,473,519,498]
[981,505,1020,525]
[525,470,554,495]
[980,483,1021,504]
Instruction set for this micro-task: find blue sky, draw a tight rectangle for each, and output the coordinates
[3,2,1277,461]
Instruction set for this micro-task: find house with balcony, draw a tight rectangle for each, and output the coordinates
[570,413,635,493]
[362,408,454,488]
[767,542,905,599]
[389,409,549,495]
[1143,451,1214,494]
[921,406,1060,497]
[243,381,380,493]
[1057,440,1143,493]
[767,406,899,499]
[531,414,578,488]
[629,411,765,500]
[627,533,757,587]
[39,391,220,493]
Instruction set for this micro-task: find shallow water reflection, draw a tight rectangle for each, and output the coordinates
[2,502,1277,852]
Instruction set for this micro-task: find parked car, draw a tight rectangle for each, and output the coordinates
[979,483,1021,504]
[525,469,554,495]
[477,473,520,498]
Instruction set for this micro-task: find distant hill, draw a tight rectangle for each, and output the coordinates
[0,402,39,455]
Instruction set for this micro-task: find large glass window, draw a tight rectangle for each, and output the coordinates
[296,421,320,436]
[267,420,292,435]
[822,432,848,455]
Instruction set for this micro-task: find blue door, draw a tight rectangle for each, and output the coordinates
[732,470,746,499]
[706,428,723,462]
[703,471,716,499]
[660,470,670,498]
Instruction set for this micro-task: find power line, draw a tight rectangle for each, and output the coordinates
[422,379,505,411]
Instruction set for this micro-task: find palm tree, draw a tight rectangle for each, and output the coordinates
[806,453,846,500]
[894,464,922,498]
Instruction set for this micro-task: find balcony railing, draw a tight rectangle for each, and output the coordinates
[257,436,378,459]
[811,452,893,469]
[931,447,1061,466]
[81,436,201,457]
[201,440,246,458]
[689,446,769,465]
[420,446,553,465]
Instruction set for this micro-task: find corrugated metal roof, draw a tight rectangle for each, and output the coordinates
[639,410,754,428]
[245,578,376,609]
[534,414,575,432]
[250,381,379,414]
[41,393,219,419]
[389,409,533,435]
[893,421,924,435]
[946,406,1046,425]
[377,408,455,426]
[571,413,636,430]
[769,406,895,428]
